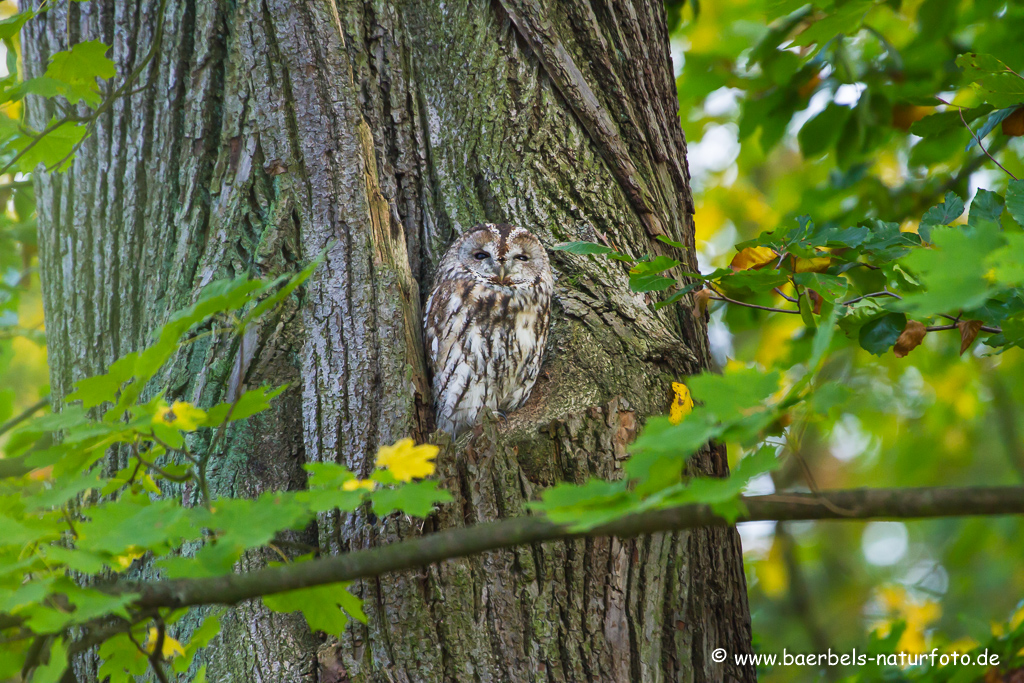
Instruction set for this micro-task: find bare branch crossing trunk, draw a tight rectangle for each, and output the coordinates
[24,0,755,680]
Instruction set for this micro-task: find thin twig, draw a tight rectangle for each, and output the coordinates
[839,290,899,306]
[937,96,1017,180]
[0,397,50,437]
[709,294,798,315]
[774,287,797,303]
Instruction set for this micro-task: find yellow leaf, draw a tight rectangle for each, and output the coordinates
[154,400,207,431]
[110,546,146,571]
[138,473,162,495]
[756,539,789,599]
[144,627,186,658]
[375,438,439,482]
[871,585,940,654]
[730,246,776,271]
[792,256,831,273]
[342,478,377,492]
[669,383,694,425]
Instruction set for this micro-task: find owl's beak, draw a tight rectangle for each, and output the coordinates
[496,261,510,285]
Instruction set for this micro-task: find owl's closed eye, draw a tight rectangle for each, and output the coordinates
[424,224,554,435]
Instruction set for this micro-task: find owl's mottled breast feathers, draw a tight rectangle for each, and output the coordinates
[424,224,554,434]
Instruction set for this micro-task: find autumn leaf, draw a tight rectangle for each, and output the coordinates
[154,400,207,431]
[1002,106,1024,136]
[893,320,928,358]
[375,438,439,482]
[957,320,984,355]
[27,466,54,482]
[891,104,933,131]
[144,627,186,659]
[730,246,776,271]
[692,288,711,317]
[110,546,147,572]
[341,478,377,492]
[792,256,831,273]
[807,289,823,315]
[669,382,694,424]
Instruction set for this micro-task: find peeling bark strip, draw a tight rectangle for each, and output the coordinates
[25,1,752,681]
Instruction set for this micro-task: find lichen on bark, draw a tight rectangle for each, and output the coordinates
[24,0,755,681]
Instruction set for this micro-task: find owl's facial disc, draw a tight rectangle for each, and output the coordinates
[455,224,549,288]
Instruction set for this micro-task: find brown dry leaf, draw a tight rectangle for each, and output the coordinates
[730,246,776,271]
[808,289,824,315]
[1002,106,1024,136]
[957,320,984,355]
[894,320,927,358]
[891,104,933,131]
[797,73,823,98]
[692,288,712,317]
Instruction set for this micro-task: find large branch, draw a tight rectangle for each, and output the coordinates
[125,486,1024,611]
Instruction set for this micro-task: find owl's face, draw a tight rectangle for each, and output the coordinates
[448,224,550,289]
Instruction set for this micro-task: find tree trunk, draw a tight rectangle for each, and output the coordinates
[24,1,755,681]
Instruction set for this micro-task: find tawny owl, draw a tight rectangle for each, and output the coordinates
[424,224,554,435]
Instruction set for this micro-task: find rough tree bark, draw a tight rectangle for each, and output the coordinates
[25,0,755,681]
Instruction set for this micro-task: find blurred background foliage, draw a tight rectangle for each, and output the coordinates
[667,0,1024,678]
[0,0,1022,679]
[0,0,47,444]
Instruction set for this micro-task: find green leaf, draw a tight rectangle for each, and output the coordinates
[263,582,364,636]
[793,273,848,302]
[31,639,68,683]
[529,479,637,530]
[656,235,686,249]
[858,312,906,355]
[798,103,851,157]
[898,223,1005,314]
[7,120,88,173]
[986,233,1024,287]
[789,0,872,50]
[76,495,198,556]
[240,255,324,326]
[629,255,680,276]
[652,281,704,310]
[370,480,452,517]
[919,191,964,242]
[661,445,780,518]
[0,10,35,42]
[910,105,991,137]
[1007,179,1024,228]
[203,385,288,425]
[968,189,1004,226]
[553,241,615,255]
[629,273,676,292]
[719,269,790,293]
[688,369,781,421]
[44,40,115,107]
[98,632,150,679]
[956,53,1024,108]
[627,413,722,468]
[40,545,107,574]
